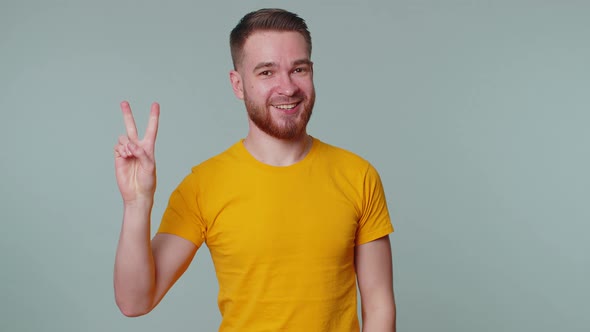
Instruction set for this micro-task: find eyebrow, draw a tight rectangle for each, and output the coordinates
[293,59,313,67]
[253,59,313,72]
[253,62,277,72]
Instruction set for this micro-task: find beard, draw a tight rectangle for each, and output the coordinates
[244,88,315,140]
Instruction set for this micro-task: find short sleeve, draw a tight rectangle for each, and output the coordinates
[355,164,394,246]
[157,172,207,248]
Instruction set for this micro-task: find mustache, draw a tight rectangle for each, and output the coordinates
[269,96,305,105]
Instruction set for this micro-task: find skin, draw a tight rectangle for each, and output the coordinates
[232,31,315,141]
[113,101,197,316]
[230,31,317,166]
[356,236,397,331]
[113,30,395,331]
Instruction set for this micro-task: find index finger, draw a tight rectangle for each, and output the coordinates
[144,102,160,145]
[120,101,138,140]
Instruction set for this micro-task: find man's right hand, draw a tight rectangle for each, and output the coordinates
[113,101,198,317]
[114,101,160,203]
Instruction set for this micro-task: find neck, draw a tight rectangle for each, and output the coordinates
[243,126,312,167]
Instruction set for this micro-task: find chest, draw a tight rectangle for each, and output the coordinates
[201,176,361,266]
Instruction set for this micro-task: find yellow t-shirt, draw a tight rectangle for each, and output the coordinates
[158,137,393,331]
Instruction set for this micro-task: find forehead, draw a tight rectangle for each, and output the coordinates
[241,31,310,67]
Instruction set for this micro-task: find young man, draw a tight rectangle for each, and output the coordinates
[114,8,396,331]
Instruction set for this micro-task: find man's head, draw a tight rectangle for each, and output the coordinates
[229,9,315,140]
[230,8,312,70]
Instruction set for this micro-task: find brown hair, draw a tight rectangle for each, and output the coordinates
[230,8,312,69]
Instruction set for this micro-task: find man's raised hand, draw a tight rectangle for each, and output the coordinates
[114,101,160,203]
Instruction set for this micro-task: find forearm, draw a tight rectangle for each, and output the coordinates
[361,304,396,332]
[114,199,156,316]
[356,236,396,331]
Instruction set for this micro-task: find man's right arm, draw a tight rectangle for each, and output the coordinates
[114,199,196,316]
[112,101,197,317]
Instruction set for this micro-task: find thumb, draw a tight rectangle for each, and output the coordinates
[127,142,154,172]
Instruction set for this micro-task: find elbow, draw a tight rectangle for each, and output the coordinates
[361,301,396,330]
[118,306,150,318]
[115,294,154,317]
[116,301,152,317]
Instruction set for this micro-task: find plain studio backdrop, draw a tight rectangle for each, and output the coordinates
[1,0,588,331]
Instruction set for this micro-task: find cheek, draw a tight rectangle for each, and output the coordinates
[247,83,273,101]
[295,77,314,91]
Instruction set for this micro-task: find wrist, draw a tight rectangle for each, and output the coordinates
[123,197,154,210]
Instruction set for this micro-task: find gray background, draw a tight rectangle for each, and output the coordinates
[1,0,588,331]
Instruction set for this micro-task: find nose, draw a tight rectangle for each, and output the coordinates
[276,73,299,96]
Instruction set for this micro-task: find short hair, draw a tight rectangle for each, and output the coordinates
[230,8,312,69]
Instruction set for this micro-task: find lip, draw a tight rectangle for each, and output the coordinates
[271,101,301,115]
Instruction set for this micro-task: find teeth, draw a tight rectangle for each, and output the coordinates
[274,103,297,110]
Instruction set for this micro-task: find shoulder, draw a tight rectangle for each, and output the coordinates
[169,141,243,190]
[314,138,374,173]
[188,140,243,175]
[169,141,243,195]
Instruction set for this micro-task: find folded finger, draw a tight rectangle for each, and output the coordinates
[118,135,130,145]
[127,142,154,172]
[114,144,128,158]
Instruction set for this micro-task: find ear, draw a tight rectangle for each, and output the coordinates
[229,70,244,100]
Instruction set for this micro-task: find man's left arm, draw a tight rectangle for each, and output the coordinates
[356,235,396,332]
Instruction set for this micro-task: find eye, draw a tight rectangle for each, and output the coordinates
[293,67,307,73]
[259,70,272,76]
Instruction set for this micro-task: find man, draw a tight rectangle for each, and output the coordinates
[113,8,396,331]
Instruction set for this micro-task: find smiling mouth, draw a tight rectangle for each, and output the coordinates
[273,103,298,110]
